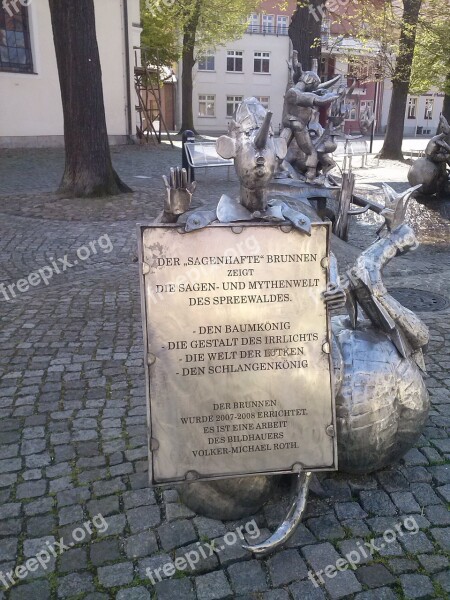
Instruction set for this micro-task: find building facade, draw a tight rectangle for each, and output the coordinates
[182,0,296,134]
[0,0,141,148]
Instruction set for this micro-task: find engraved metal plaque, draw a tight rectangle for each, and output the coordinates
[139,222,337,484]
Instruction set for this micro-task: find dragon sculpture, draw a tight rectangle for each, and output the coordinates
[156,96,429,554]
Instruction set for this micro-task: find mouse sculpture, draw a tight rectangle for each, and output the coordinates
[159,99,430,554]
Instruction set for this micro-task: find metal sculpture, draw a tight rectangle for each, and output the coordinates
[153,96,429,555]
[408,115,450,196]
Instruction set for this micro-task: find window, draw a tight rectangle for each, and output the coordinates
[0,4,33,73]
[198,95,215,117]
[346,99,358,121]
[226,95,243,117]
[256,96,270,110]
[254,51,270,74]
[424,98,434,120]
[360,100,373,116]
[226,50,243,72]
[407,97,417,119]
[248,13,259,33]
[276,15,288,35]
[198,53,215,71]
[262,14,275,34]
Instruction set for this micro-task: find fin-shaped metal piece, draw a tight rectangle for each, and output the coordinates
[184,210,218,232]
[217,194,253,223]
[280,204,312,235]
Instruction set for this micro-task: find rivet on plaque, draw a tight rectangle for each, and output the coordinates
[280,224,292,233]
[322,342,330,354]
[177,227,186,234]
[231,226,243,234]
[326,424,335,437]
[185,470,200,481]
[148,353,156,365]
[291,462,303,473]
[142,263,150,275]
[150,438,160,451]
[321,256,329,269]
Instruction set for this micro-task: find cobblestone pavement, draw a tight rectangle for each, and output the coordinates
[0,146,449,600]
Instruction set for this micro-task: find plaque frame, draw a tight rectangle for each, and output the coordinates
[138,221,338,485]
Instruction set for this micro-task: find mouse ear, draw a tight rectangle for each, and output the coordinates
[216,135,236,159]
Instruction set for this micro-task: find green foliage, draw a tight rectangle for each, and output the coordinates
[140,0,262,67]
[410,0,450,94]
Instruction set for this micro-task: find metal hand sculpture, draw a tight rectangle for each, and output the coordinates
[161,167,196,221]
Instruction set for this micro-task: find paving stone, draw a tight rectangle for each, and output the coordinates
[338,539,373,565]
[213,533,250,565]
[194,516,227,539]
[334,502,368,520]
[355,564,395,588]
[196,570,233,600]
[417,553,449,574]
[158,519,197,551]
[399,531,434,553]
[436,484,450,503]
[401,448,429,466]
[116,587,152,600]
[9,580,51,600]
[424,504,450,525]
[16,480,46,499]
[0,538,18,561]
[340,519,371,538]
[57,572,95,598]
[286,522,317,547]
[302,542,362,599]
[23,498,54,516]
[125,530,158,559]
[87,495,119,517]
[97,562,134,587]
[26,514,56,537]
[354,588,397,600]
[428,465,450,485]
[227,559,267,594]
[430,527,450,551]
[399,574,435,599]
[390,491,421,513]
[90,539,121,566]
[377,469,410,491]
[267,548,308,585]
[433,570,450,593]
[166,502,196,520]
[58,504,84,526]
[174,540,218,574]
[289,579,327,600]
[127,505,161,532]
[410,483,442,505]
[388,558,419,574]
[0,504,21,520]
[359,490,397,515]
[261,591,290,600]
[57,487,90,507]
[92,477,126,497]
[123,488,156,509]
[306,514,345,540]
[138,554,173,581]
[58,547,87,572]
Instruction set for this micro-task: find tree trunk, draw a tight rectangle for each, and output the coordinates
[48,0,131,197]
[378,0,422,160]
[289,0,322,72]
[179,2,201,133]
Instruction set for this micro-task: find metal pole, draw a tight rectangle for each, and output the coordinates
[369,79,378,154]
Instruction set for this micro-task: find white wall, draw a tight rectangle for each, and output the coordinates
[184,34,291,133]
[0,0,140,147]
